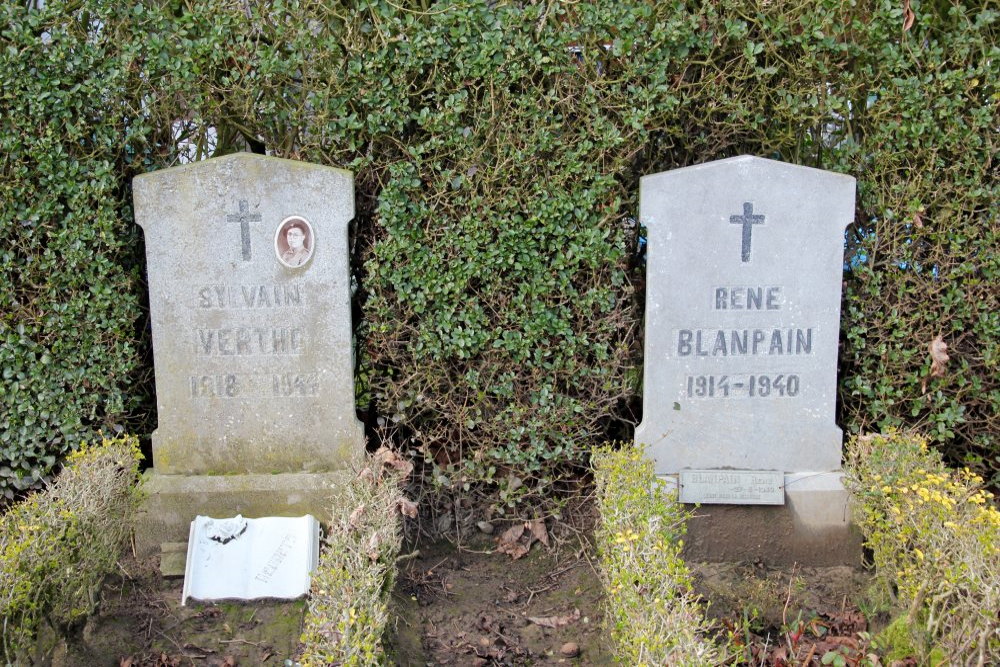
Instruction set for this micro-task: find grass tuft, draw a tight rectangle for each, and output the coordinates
[592,444,724,665]
[298,447,414,666]
[0,435,143,662]
[845,431,999,665]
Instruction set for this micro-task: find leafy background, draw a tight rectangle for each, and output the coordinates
[1,0,995,506]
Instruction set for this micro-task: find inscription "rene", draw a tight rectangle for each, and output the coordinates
[714,286,781,310]
[196,328,304,356]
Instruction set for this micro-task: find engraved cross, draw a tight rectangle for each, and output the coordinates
[730,202,765,263]
[227,200,262,261]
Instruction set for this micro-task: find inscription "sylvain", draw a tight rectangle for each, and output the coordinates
[195,328,304,355]
[198,284,303,309]
[677,328,813,357]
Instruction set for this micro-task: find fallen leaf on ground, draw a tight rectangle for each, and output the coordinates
[527,608,580,628]
[397,497,418,518]
[348,504,365,529]
[526,518,549,548]
[902,0,915,31]
[367,532,382,560]
[373,446,414,478]
[496,523,529,559]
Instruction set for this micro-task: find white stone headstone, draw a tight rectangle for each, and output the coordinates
[133,153,363,475]
[182,514,320,604]
[636,156,854,476]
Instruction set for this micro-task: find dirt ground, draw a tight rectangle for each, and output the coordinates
[48,506,878,666]
[46,553,305,666]
[389,533,611,665]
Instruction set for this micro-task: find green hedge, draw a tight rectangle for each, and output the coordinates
[1,436,143,662]
[2,0,996,506]
[0,2,156,500]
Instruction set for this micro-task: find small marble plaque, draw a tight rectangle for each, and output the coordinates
[181,514,320,605]
[679,470,785,505]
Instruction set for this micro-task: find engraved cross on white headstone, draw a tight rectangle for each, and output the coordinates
[227,199,261,261]
[730,201,765,263]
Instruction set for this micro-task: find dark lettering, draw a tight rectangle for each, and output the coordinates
[199,287,213,308]
[695,330,709,356]
[732,330,747,355]
[729,288,745,310]
[256,286,271,307]
[746,287,762,310]
[752,329,766,354]
[283,285,302,306]
[769,330,784,355]
[712,331,727,356]
[715,288,727,309]
[198,330,215,354]
[236,328,252,354]
[796,329,813,354]
[213,285,226,307]
[678,330,693,356]
[767,287,781,310]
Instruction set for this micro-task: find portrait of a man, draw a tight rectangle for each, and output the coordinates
[275,216,314,268]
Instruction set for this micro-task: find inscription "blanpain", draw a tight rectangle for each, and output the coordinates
[196,328,304,355]
[198,284,303,309]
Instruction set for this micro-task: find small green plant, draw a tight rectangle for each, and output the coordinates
[592,444,724,665]
[0,435,143,662]
[298,448,415,666]
[845,431,999,665]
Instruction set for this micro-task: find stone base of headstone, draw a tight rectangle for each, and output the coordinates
[135,470,352,558]
[662,472,863,567]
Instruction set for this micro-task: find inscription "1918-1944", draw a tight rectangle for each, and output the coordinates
[189,373,320,398]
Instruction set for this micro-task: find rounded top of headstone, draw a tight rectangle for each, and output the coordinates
[641,155,855,187]
[133,152,353,190]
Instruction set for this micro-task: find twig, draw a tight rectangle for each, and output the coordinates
[782,563,799,628]
[800,642,816,666]
[219,638,264,647]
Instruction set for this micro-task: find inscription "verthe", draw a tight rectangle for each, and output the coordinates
[196,328,304,356]
[198,284,304,309]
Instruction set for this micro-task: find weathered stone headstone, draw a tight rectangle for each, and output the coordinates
[636,156,859,564]
[133,153,363,554]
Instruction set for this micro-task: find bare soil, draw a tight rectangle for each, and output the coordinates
[49,507,879,666]
[46,554,305,666]
[389,533,611,665]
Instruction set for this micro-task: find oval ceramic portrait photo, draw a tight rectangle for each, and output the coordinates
[274,216,314,268]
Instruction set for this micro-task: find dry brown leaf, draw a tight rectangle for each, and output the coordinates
[357,466,375,483]
[929,335,949,377]
[222,657,238,667]
[527,608,580,628]
[496,523,528,559]
[120,659,134,667]
[397,497,418,518]
[902,0,915,31]
[373,446,414,478]
[367,532,382,561]
[526,518,549,548]
[348,504,365,530]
